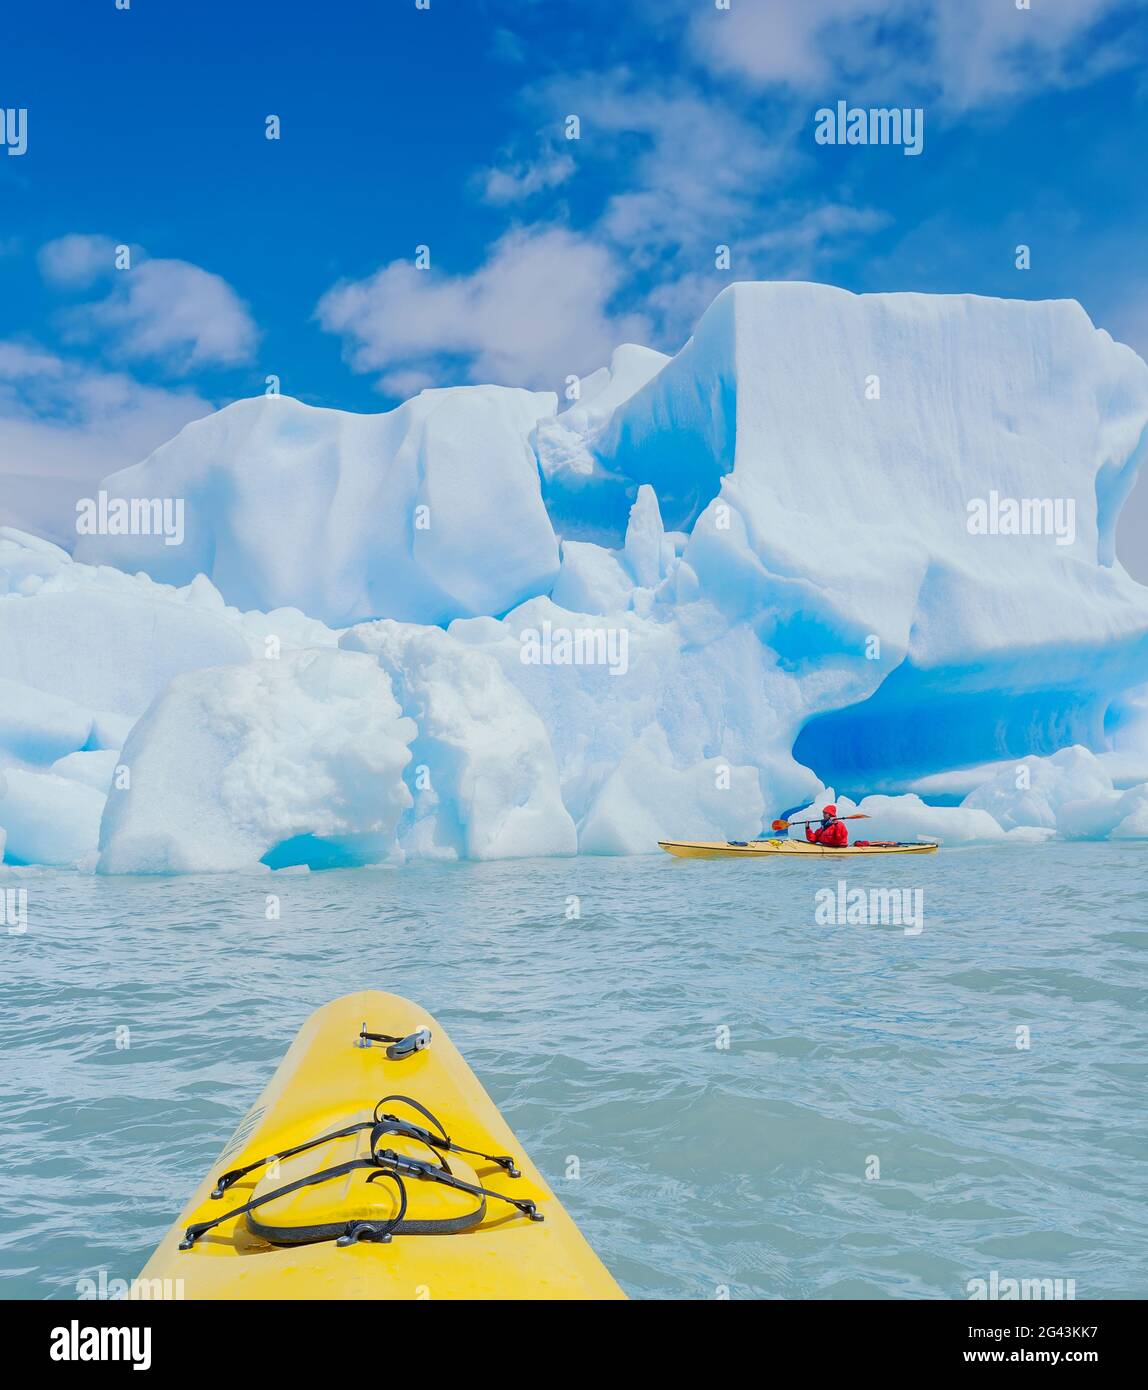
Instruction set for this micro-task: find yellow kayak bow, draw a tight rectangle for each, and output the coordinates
[139,991,624,1300]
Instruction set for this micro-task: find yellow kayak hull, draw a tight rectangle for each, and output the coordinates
[658,838,939,859]
[138,991,624,1300]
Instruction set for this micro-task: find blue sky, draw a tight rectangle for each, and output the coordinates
[2,0,1148,567]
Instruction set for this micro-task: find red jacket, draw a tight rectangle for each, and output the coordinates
[807,819,848,846]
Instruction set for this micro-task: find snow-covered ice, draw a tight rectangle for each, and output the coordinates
[341,618,576,860]
[97,649,415,873]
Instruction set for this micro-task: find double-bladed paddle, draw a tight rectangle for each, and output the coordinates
[770,813,870,831]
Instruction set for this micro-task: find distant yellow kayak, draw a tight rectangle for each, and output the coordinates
[659,838,939,859]
[139,991,624,1300]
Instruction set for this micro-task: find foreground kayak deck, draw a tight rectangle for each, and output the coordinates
[139,991,624,1300]
[659,838,939,859]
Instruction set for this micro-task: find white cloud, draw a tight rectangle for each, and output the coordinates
[637,205,892,348]
[316,224,651,393]
[928,0,1141,108]
[376,366,437,399]
[689,0,914,91]
[38,233,121,289]
[0,341,212,544]
[469,69,894,351]
[743,203,893,273]
[318,61,895,388]
[480,149,576,204]
[528,72,795,258]
[38,235,258,373]
[490,27,527,65]
[67,259,258,370]
[689,0,1143,111]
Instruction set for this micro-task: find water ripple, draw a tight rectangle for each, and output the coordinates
[1,841,1146,1299]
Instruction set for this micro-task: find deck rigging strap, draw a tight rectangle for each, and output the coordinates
[210,1092,520,1199]
[373,1093,522,1178]
[180,1096,541,1250]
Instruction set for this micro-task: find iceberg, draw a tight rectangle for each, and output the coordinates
[5,281,1148,870]
[0,768,105,867]
[50,749,123,793]
[1058,783,1148,840]
[0,527,253,717]
[73,389,560,627]
[97,649,415,874]
[579,725,765,855]
[340,619,576,860]
[586,284,1148,790]
[794,790,1009,846]
[0,676,94,764]
[960,745,1115,831]
[535,344,672,545]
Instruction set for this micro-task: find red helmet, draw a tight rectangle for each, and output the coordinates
[823,804,837,816]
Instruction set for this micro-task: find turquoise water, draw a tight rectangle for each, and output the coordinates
[2,842,1146,1300]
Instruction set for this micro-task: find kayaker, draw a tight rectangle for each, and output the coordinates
[806,804,849,847]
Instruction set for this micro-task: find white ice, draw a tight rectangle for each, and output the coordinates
[5,282,1148,869]
[97,648,414,874]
